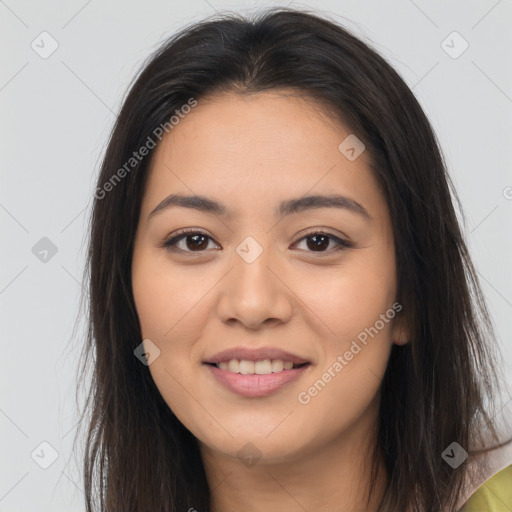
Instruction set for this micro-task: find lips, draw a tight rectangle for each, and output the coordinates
[203,346,312,397]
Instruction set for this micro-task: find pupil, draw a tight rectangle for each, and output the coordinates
[307,234,329,251]
[187,234,208,251]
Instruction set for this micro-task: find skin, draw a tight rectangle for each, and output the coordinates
[131,90,409,512]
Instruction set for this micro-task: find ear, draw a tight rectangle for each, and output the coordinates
[390,311,411,346]
[392,332,409,346]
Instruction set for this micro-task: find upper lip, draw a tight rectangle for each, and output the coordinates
[204,346,311,365]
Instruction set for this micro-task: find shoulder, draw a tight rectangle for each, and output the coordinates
[459,463,512,511]
[457,440,512,511]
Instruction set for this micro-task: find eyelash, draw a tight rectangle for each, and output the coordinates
[160,228,353,256]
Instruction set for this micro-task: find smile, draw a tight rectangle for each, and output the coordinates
[211,358,308,374]
[205,360,311,397]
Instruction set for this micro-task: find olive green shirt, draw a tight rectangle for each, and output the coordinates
[461,464,512,511]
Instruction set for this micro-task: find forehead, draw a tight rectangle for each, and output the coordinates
[163,89,351,154]
[141,90,386,222]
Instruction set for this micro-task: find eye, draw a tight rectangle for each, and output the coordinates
[161,228,220,253]
[160,229,352,255]
[292,230,352,254]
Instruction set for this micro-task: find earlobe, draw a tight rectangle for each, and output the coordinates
[391,318,410,346]
[391,309,411,346]
[392,335,409,346]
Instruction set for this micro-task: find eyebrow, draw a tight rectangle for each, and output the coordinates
[148,193,372,222]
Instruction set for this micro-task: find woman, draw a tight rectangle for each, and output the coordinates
[75,7,512,511]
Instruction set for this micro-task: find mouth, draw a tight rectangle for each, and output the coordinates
[205,359,310,375]
[203,349,312,397]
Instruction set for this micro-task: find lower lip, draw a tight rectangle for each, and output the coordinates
[205,363,311,397]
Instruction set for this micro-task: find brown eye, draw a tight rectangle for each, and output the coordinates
[162,230,219,253]
[293,231,352,254]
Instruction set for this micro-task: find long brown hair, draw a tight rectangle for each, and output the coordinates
[72,7,512,511]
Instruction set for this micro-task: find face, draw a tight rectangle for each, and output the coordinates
[131,90,406,466]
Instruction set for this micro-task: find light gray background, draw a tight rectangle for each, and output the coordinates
[1,0,511,510]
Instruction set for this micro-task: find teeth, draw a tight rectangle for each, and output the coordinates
[271,359,283,372]
[254,360,272,374]
[239,360,254,375]
[227,359,239,372]
[215,358,303,374]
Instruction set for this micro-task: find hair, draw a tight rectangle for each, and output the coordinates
[72,6,512,512]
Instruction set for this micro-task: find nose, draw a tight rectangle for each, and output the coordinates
[216,244,293,329]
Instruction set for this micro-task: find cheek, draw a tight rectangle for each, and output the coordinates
[292,248,396,402]
[293,248,397,341]
[132,250,212,342]
[131,254,215,434]
[293,269,396,441]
